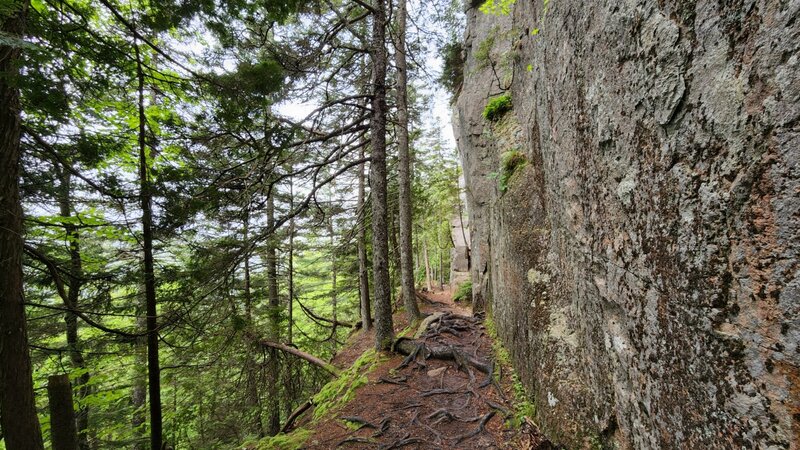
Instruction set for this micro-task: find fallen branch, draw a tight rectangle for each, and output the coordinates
[297,297,354,328]
[248,334,340,377]
[281,399,313,433]
[415,292,447,306]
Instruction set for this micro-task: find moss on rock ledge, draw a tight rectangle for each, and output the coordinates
[254,348,385,449]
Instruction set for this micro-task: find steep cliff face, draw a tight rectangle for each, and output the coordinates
[453,1,799,448]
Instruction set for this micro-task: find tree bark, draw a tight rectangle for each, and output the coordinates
[288,174,295,344]
[48,375,79,450]
[356,146,372,330]
[393,0,421,321]
[423,238,433,292]
[0,2,45,447]
[389,207,401,302]
[369,0,395,350]
[131,313,147,450]
[242,214,264,437]
[265,194,281,436]
[328,213,338,354]
[55,165,91,450]
[134,39,162,450]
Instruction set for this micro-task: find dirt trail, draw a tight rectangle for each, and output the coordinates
[296,289,549,449]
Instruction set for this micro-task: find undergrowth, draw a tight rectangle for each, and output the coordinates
[312,349,382,420]
[255,348,385,449]
[485,313,536,429]
[453,280,473,303]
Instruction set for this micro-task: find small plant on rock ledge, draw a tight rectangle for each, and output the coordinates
[498,150,527,193]
[483,93,512,121]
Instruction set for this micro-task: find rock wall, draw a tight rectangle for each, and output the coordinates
[449,212,471,287]
[453,0,799,448]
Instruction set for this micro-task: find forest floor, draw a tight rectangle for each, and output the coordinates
[275,288,555,450]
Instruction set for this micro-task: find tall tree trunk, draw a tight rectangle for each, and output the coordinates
[439,250,444,289]
[369,0,394,350]
[242,214,264,437]
[328,213,338,353]
[394,0,420,321]
[389,209,400,303]
[265,194,281,436]
[131,313,147,450]
[356,147,371,330]
[56,166,91,450]
[0,2,45,447]
[134,40,162,450]
[48,375,79,450]
[287,175,294,344]
[423,238,433,292]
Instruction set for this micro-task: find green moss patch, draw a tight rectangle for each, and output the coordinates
[311,349,383,421]
[483,93,513,121]
[255,428,312,450]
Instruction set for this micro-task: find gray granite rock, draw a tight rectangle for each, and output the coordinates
[454,0,800,447]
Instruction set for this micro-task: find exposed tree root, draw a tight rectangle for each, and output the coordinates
[378,432,424,449]
[341,416,377,429]
[394,336,493,375]
[454,411,496,444]
[337,436,375,447]
[301,294,546,449]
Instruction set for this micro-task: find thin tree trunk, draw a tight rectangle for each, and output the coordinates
[56,166,91,450]
[389,209,400,303]
[265,194,281,436]
[423,238,433,292]
[328,213,338,354]
[0,2,45,447]
[48,374,79,450]
[394,0,420,321]
[356,147,371,330]
[134,39,162,450]
[131,313,147,450]
[288,175,294,344]
[369,0,394,350]
[439,250,444,289]
[242,214,264,437]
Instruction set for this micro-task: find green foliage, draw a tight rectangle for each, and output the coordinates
[479,0,516,15]
[483,94,512,122]
[498,150,527,193]
[439,40,464,98]
[453,280,472,303]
